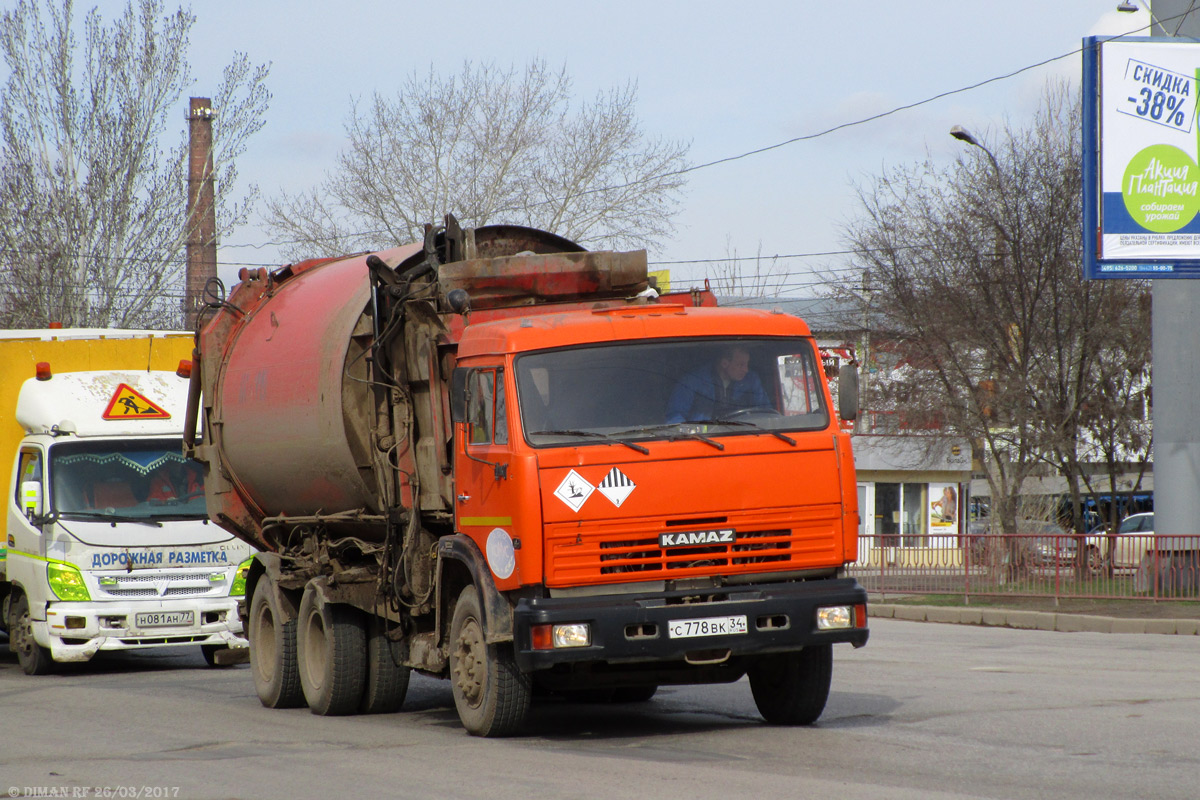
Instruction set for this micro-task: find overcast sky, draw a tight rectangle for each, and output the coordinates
[173,1,1150,291]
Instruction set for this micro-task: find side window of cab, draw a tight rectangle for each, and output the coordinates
[467,368,507,446]
[15,448,44,516]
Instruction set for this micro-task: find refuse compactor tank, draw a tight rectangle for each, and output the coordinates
[209,248,409,520]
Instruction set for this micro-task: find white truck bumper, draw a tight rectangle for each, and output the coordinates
[35,597,247,662]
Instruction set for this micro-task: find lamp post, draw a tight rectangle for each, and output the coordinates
[950,125,1001,177]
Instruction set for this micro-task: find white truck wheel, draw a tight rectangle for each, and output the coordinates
[9,593,54,676]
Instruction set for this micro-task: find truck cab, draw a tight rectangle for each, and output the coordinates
[2,368,255,674]
[449,305,866,710]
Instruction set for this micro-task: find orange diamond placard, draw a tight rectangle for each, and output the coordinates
[102,383,171,420]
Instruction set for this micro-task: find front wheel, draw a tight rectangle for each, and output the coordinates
[8,593,54,675]
[201,644,233,667]
[448,585,531,737]
[748,644,832,725]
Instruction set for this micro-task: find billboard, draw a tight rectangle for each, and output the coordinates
[1083,36,1200,278]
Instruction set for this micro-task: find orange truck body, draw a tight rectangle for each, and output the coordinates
[189,221,867,735]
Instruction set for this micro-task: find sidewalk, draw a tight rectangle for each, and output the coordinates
[870,603,1200,635]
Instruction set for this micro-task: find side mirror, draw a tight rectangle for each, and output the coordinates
[449,367,468,423]
[21,480,43,520]
[838,364,859,422]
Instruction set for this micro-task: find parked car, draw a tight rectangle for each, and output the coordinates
[1023,520,1078,568]
[967,519,1076,569]
[1085,512,1155,570]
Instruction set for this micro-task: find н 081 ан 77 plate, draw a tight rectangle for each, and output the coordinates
[667,614,748,639]
[134,611,194,628]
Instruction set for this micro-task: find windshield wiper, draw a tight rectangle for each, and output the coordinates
[147,513,208,522]
[694,418,797,446]
[531,429,650,455]
[616,421,790,449]
[59,512,163,527]
[667,430,724,450]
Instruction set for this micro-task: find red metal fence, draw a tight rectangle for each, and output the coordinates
[848,533,1200,603]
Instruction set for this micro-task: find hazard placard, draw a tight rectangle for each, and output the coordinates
[102,383,171,420]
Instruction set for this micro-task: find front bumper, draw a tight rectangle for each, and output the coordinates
[513,577,868,672]
[37,597,247,663]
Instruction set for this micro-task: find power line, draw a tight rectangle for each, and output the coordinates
[4,12,1172,287]
[221,12,1165,256]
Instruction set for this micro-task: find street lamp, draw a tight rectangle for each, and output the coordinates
[949,125,1001,176]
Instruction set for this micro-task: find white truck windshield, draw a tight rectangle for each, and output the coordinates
[50,440,206,520]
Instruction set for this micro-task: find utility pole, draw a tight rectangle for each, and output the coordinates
[185,97,216,330]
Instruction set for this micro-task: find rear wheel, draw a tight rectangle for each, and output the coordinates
[1085,546,1105,575]
[249,580,304,708]
[748,644,832,725]
[448,585,530,737]
[297,583,366,716]
[8,593,53,675]
[360,617,411,714]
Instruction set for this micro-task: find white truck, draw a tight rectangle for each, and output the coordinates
[1,329,255,674]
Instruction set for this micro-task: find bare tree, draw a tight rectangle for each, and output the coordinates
[839,83,1151,541]
[707,238,789,299]
[0,0,270,329]
[262,60,689,261]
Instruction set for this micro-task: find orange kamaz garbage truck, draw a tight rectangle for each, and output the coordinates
[186,218,868,736]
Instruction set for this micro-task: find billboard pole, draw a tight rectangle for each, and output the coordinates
[1150,0,1200,568]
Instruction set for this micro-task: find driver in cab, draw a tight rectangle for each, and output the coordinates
[666,344,771,423]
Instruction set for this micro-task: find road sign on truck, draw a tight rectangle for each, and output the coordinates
[0,330,255,673]
[188,219,868,735]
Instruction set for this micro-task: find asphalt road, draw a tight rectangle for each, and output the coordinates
[1,620,1197,800]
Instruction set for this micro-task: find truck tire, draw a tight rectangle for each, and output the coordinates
[8,593,53,675]
[249,581,304,708]
[748,644,832,725]
[297,584,366,716]
[360,617,411,714]
[448,585,530,737]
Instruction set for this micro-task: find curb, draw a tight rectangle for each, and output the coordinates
[869,604,1200,635]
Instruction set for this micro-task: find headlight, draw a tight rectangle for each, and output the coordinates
[816,605,853,630]
[48,562,91,602]
[531,622,591,649]
[229,557,253,597]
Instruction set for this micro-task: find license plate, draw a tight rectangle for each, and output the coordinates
[667,614,748,639]
[134,611,194,628]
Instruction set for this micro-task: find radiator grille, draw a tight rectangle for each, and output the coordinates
[94,571,224,599]
[547,514,841,586]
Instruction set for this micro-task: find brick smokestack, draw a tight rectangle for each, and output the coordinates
[185,97,216,330]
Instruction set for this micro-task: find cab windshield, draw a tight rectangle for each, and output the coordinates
[515,337,829,447]
[50,439,206,520]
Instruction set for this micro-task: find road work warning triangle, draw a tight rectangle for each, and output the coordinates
[102,383,171,420]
